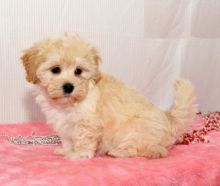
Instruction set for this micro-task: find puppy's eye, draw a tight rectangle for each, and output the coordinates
[75,68,82,76]
[51,67,61,74]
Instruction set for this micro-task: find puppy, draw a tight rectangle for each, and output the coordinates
[21,35,198,159]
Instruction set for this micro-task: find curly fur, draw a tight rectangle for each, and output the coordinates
[21,34,198,159]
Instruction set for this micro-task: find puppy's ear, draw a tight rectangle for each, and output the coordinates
[21,46,40,84]
[89,47,102,66]
[93,70,102,84]
[89,47,102,83]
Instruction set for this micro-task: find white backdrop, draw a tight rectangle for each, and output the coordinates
[0,0,220,123]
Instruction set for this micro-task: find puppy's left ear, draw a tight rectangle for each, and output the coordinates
[89,47,102,66]
[88,47,102,83]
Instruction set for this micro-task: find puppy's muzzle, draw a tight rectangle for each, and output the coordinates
[63,83,74,94]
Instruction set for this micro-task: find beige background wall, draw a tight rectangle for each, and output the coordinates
[0,0,219,122]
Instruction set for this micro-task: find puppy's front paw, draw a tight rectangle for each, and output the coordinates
[65,150,95,160]
[54,147,67,155]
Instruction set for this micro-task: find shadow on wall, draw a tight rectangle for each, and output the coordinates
[23,90,46,122]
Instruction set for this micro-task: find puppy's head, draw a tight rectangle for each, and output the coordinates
[21,35,101,105]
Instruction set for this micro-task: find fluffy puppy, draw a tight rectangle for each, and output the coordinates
[21,35,198,159]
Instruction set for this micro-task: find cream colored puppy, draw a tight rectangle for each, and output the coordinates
[21,35,197,159]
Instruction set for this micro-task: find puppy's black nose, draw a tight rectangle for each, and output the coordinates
[63,83,74,94]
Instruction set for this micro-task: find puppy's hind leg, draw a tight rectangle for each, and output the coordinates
[106,118,168,159]
[138,145,168,159]
[108,144,167,159]
[107,145,138,158]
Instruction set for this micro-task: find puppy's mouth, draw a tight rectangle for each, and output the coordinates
[51,95,76,105]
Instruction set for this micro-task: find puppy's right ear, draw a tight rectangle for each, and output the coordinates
[21,46,40,84]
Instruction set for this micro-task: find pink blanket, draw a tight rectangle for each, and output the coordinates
[0,119,220,186]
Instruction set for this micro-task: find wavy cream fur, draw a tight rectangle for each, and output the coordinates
[21,35,198,159]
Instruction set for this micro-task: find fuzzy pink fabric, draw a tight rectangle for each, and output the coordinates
[0,120,220,186]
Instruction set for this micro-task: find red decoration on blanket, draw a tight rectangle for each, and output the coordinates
[176,111,220,145]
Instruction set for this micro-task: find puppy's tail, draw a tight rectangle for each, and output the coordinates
[166,79,198,136]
